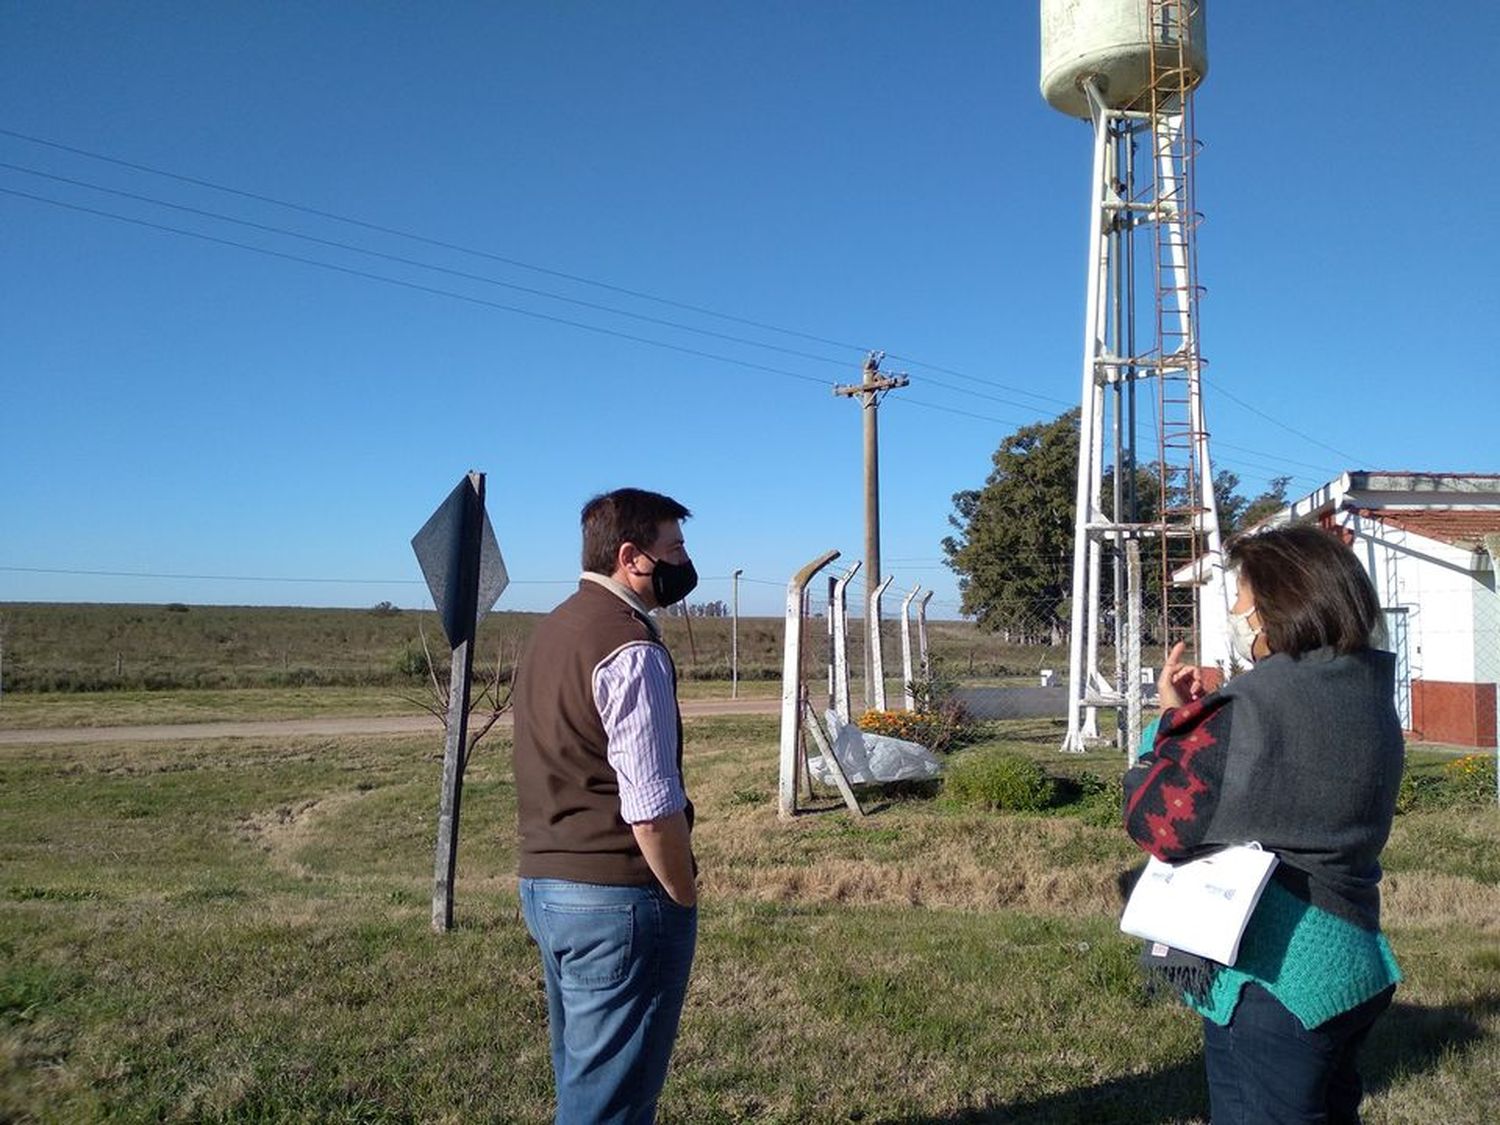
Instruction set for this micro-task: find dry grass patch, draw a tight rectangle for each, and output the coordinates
[703,842,1132,915]
[1383,873,1500,932]
[235,789,379,878]
[2,716,1497,1123]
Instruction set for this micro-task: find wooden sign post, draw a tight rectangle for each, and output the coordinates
[412,471,508,932]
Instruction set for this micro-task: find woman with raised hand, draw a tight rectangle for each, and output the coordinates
[1122,525,1404,1124]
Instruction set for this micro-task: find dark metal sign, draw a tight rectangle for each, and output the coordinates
[412,475,508,649]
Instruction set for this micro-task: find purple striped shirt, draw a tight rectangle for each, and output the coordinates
[593,641,686,824]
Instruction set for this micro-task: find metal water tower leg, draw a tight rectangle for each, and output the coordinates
[779,550,840,818]
[831,561,860,722]
[1063,81,1113,753]
[900,584,920,711]
[868,575,894,712]
[1126,540,1144,768]
[1083,381,1106,742]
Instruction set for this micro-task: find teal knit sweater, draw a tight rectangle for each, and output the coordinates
[1190,877,1401,1029]
[1134,715,1402,1030]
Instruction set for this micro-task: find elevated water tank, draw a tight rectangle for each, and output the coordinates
[1040,0,1208,119]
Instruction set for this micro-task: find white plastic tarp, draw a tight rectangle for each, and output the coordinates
[808,710,944,787]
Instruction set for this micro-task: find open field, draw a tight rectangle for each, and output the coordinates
[0,602,1106,696]
[3,715,1497,1123]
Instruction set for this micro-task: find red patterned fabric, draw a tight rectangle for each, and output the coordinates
[1124,694,1233,861]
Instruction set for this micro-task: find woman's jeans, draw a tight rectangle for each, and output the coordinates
[519,878,697,1125]
[1203,982,1395,1124]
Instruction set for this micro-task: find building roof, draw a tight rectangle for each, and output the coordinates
[1364,508,1500,549]
[1348,471,1500,496]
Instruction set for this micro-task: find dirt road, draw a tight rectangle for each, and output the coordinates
[0,696,782,746]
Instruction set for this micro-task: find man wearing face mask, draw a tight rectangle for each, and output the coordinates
[512,487,699,1125]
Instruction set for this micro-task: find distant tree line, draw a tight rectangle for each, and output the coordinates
[662,600,730,618]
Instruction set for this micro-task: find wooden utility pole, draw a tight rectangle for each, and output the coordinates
[834,351,908,709]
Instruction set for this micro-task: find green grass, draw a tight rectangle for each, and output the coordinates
[2,716,1497,1122]
[0,602,542,694]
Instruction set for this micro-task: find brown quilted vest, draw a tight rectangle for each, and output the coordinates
[512,579,691,883]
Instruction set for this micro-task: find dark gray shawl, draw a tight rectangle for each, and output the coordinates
[1125,647,1404,931]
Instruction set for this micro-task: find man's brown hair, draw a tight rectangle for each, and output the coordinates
[1227,524,1382,656]
[581,488,691,576]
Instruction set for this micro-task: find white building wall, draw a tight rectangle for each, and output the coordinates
[1406,543,1479,685]
[1279,473,1500,744]
[1341,512,1479,683]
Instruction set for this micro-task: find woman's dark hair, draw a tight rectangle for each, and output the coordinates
[1227,525,1382,656]
[580,488,691,576]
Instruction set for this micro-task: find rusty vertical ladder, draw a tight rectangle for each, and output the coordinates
[1147,0,1216,657]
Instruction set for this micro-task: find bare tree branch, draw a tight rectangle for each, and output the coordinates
[420,621,443,703]
[404,616,516,772]
[461,641,515,771]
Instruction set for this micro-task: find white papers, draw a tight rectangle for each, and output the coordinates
[1119,844,1279,965]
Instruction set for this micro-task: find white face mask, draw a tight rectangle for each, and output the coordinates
[1229,606,1261,665]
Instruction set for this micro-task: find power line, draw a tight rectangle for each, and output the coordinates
[0,126,1068,408]
[0,563,885,586]
[3,563,954,602]
[0,127,867,349]
[1211,453,1325,489]
[0,185,842,391]
[1,160,1073,426]
[904,369,1062,415]
[889,396,1033,429]
[889,354,1072,408]
[0,159,857,374]
[0,562,964,588]
[0,183,1066,436]
[897,394,1334,481]
[1205,376,1361,465]
[1212,439,1339,477]
[1,129,1369,468]
[0,563,551,585]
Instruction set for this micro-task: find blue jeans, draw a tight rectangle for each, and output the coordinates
[1202,983,1394,1124]
[519,878,697,1125]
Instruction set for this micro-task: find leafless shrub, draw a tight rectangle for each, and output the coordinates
[401,621,515,768]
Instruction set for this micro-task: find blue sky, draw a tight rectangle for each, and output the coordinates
[3,3,1497,619]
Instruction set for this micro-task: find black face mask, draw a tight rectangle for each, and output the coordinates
[640,552,698,608]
